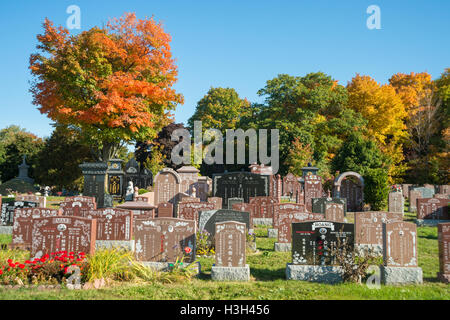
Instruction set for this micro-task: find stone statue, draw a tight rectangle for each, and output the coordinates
[125,181,134,201]
[134,186,139,200]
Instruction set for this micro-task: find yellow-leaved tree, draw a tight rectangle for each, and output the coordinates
[346,74,407,181]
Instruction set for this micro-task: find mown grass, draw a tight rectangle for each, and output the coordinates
[0,207,448,300]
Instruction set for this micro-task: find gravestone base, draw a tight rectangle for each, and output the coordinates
[274,242,291,252]
[253,218,273,226]
[415,219,450,227]
[141,261,201,274]
[285,264,344,284]
[267,228,278,238]
[380,266,423,285]
[0,226,12,234]
[95,240,135,251]
[211,265,250,281]
[355,244,383,256]
[437,273,450,284]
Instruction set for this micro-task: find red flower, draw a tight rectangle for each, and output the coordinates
[25,260,31,264]
[43,254,50,259]
[184,247,192,254]
[7,259,12,264]
[0,270,3,275]
[18,264,25,269]
[8,263,15,268]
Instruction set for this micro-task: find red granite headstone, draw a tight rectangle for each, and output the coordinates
[278,212,324,244]
[86,208,133,241]
[382,221,418,267]
[134,218,196,263]
[31,216,96,256]
[438,222,450,283]
[304,174,323,212]
[417,198,449,220]
[215,221,246,267]
[324,203,345,223]
[207,197,223,210]
[177,202,215,226]
[60,196,97,217]
[157,202,174,218]
[354,211,403,246]
[272,203,307,228]
[12,208,60,250]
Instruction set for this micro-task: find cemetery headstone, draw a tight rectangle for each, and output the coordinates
[198,209,251,237]
[291,221,354,266]
[31,216,97,257]
[227,198,244,210]
[416,198,449,220]
[154,168,181,206]
[157,202,173,218]
[340,178,363,212]
[388,192,404,214]
[207,197,223,210]
[86,208,133,241]
[16,195,46,208]
[304,174,323,212]
[272,203,307,229]
[11,208,59,249]
[354,211,403,254]
[324,203,345,223]
[276,212,324,247]
[381,221,422,284]
[438,222,450,283]
[312,198,347,215]
[177,166,200,197]
[409,189,422,212]
[215,221,246,267]
[1,201,38,226]
[60,196,97,218]
[212,171,270,208]
[177,202,215,226]
[79,162,111,208]
[134,218,196,263]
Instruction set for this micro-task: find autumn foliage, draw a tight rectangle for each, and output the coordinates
[29,13,184,160]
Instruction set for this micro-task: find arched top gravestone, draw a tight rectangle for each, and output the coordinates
[333,171,364,212]
[154,168,181,206]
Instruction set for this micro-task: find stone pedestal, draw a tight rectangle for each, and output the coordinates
[285,264,344,284]
[267,228,278,238]
[355,244,383,256]
[95,240,135,251]
[274,242,291,252]
[211,265,250,281]
[0,226,12,234]
[380,266,423,285]
[140,261,201,274]
[253,218,272,226]
[416,219,450,227]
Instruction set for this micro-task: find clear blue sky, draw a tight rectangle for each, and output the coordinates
[0,0,448,138]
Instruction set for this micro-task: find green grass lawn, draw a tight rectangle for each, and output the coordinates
[0,220,448,300]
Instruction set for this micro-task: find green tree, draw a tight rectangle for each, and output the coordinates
[33,125,93,190]
[254,72,350,175]
[331,132,391,210]
[0,126,44,183]
[187,87,252,135]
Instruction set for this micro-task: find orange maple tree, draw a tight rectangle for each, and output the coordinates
[29,13,184,161]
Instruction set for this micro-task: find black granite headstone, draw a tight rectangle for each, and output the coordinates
[198,209,250,237]
[212,172,270,208]
[1,201,38,226]
[312,198,347,216]
[292,221,354,266]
